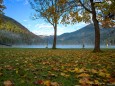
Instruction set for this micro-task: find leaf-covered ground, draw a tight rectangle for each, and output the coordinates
[0,48,115,86]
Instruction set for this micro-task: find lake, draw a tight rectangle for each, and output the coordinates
[12,44,115,49]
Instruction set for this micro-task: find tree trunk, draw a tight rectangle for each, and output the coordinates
[90,0,101,52]
[52,24,57,49]
[52,0,57,49]
[93,17,101,52]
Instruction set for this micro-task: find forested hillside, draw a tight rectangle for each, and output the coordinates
[57,24,115,45]
[0,15,43,45]
[0,15,115,46]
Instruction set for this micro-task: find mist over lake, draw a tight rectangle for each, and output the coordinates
[12,44,115,49]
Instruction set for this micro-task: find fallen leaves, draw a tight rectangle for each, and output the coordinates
[60,72,70,78]
[74,68,86,73]
[34,80,44,85]
[0,72,3,76]
[4,65,14,70]
[34,80,60,86]
[109,78,115,84]
[0,49,115,85]
[3,80,13,86]
[91,69,98,74]
[79,77,92,86]
[78,73,90,78]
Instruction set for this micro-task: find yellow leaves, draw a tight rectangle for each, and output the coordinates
[79,77,92,86]
[60,72,70,78]
[74,68,79,73]
[98,71,111,78]
[91,69,98,74]
[81,11,91,23]
[98,69,111,78]
[74,68,112,85]
[94,80,100,84]
[98,71,106,77]
[74,68,85,73]
[106,73,111,78]
[34,80,60,86]
[69,12,82,23]
[44,80,60,86]
[1,49,115,85]
[43,80,59,86]
[79,68,85,73]
[78,73,90,78]
[44,80,51,86]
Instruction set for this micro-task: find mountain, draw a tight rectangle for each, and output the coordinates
[1,15,115,46]
[57,24,115,45]
[0,15,44,45]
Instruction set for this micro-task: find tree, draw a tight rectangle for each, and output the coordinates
[62,0,115,52]
[0,0,5,14]
[29,0,68,49]
[99,0,115,28]
[0,0,6,23]
[79,0,114,52]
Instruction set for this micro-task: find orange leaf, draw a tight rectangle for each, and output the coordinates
[44,80,51,86]
[78,73,90,78]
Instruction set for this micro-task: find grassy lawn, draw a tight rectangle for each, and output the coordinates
[0,48,115,86]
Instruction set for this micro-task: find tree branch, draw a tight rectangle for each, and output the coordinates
[45,16,54,26]
[78,0,92,13]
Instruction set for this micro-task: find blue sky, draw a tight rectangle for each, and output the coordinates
[4,0,88,36]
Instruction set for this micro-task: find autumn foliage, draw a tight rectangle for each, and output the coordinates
[0,49,115,86]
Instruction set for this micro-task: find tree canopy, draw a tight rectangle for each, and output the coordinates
[61,0,115,27]
[0,0,5,14]
[0,0,6,24]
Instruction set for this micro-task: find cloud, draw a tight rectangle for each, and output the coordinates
[23,20,28,22]
[32,23,55,35]
[35,23,53,29]
[33,23,70,36]
[32,22,88,36]
[32,29,54,36]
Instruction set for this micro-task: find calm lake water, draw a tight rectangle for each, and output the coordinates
[12,44,115,49]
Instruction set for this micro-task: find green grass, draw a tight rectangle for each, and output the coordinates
[0,48,115,86]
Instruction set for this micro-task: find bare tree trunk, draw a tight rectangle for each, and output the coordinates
[90,0,101,52]
[52,24,57,49]
[52,0,57,49]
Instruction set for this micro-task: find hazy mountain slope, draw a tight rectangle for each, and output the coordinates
[0,15,43,45]
[56,24,115,45]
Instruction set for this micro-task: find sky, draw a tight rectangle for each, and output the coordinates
[4,0,88,36]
